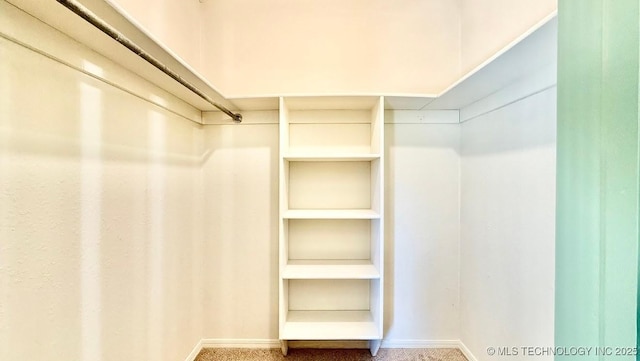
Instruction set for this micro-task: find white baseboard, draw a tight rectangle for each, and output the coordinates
[381,339,460,349]
[201,338,281,349]
[289,340,369,348]
[184,339,203,361]
[458,341,479,361]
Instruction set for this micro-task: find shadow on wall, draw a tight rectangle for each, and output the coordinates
[0,37,203,360]
[460,88,557,157]
[458,86,556,360]
[199,122,280,339]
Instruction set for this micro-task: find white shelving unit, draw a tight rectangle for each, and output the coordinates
[279,96,384,356]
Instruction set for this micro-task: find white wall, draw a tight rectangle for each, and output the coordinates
[0,7,204,361]
[200,116,280,340]
[200,0,461,97]
[384,121,460,343]
[460,0,556,75]
[97,0,557,97]
[459,85,556,360]
[108,0,203,71]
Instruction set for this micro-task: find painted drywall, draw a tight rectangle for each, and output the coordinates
[200,120,280,339]
[459,86,556,360]
[198,0,461,96]
[199,114,461,344]
[96,0,557,97]
[460,0,556,75]
[384,122,460,342]
[108,0,203,71]
[0,12,204,361]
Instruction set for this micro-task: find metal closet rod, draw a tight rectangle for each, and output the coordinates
[55,0,243,123]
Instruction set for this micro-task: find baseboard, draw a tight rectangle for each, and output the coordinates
[381,339,460,349]
[201,338,281,349]
[183,339,203,361]
[458,341,479,361]
[289,340,369,349]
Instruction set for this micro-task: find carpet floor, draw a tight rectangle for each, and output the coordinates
[195,348,468,361]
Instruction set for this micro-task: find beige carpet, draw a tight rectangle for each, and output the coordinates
[196,348,468,361]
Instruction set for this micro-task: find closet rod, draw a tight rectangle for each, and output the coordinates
[55,0,243,123]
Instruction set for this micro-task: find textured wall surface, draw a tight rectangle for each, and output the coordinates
[384,123,460,342]
[460,86,556,361]
[460,0,556,75]
[201,121,280,339]
[0,17,204,361]
[107,0,556,97]
[108,0,203,71]
[200,0,461,96]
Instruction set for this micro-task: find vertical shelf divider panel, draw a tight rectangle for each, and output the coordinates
[279,96,384,357]
[369,97,384,357]
[279,97,290,356]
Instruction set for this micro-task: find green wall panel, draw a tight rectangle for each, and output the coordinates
[556,0,639,360]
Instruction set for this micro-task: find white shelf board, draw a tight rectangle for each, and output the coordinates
[384,96,435,110]
[8,0,238,114]
[426,13,557,110]
[226,94,439,111]
[282,310,379,340]
[20,0,556,117]
[283,153,380,162]
[227,96,280,111]
[284,96,379,110]
[283,209,381,219]
[283,260,380,279]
